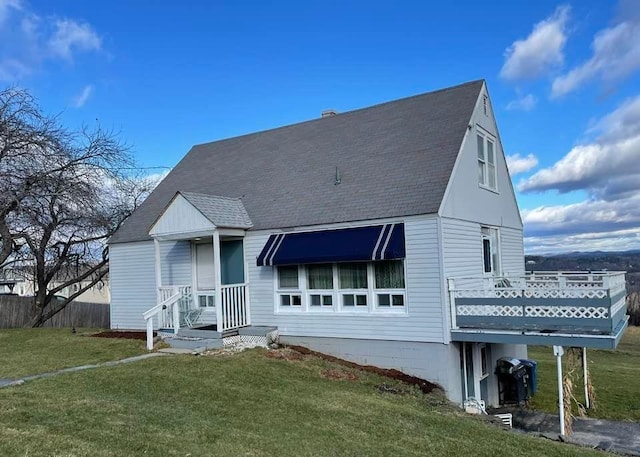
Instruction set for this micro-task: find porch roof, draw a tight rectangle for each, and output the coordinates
[149,192,252,239]
[180,192,253,229]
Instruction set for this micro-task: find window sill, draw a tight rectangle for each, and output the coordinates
[275,309,409,317]
[478,183,500,194]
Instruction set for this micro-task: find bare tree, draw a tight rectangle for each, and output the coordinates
[0,88,67,267]
[0,87,152,327]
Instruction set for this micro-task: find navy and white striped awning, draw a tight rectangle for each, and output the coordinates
[256,223,405,266]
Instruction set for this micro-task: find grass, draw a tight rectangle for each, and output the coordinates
[0,346,602,456]
[0,328,145,379]
[528,325,640,421]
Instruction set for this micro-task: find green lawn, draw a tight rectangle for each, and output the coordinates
[0,328,145,379]
[528,325,640,421]
[0,345,602,456]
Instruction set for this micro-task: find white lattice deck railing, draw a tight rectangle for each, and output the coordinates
[448,272,627,334]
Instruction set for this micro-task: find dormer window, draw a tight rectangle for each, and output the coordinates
[477,129,497,191]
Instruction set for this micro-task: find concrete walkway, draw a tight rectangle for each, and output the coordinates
[0,352,167,389]
[508,409,640,455]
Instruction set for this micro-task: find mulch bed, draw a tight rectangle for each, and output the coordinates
[321,369,359,381]
[287,345,441,394]
[265,348,305,361]
[90,331,153,341]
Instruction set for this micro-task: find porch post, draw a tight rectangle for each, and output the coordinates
[554,345,566,436]
[154,238,162,304]
[213,230,223,331]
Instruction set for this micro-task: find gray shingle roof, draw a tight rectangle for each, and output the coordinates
[179,192,253,229]
[110,80,483,244]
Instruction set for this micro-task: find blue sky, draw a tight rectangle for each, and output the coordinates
[2,0,640,254]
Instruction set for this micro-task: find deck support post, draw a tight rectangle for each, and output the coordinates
[582,347,590,409]
[448,279,457,330]
[213,230,223,332]
[554,345,565,436]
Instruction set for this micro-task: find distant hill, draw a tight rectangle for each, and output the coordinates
[525,251,640,273]
[525,250,640,293]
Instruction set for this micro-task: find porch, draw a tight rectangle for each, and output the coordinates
[142,191,255,350]
[448,271,628,349]
[448,271,629,436]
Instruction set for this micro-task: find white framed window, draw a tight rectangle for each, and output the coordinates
[477,129,497,191]
[198,294,215,308]
[307,264,334,309]
[275,260,407,313]
[277,265,302,309]
[339,262,368,309]
[374,260,406,310]
[481,227,500,275]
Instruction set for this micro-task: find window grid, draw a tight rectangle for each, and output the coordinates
[275,262,407,313]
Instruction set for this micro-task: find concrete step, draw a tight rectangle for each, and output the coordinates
[238,326,278,336]
[177,328,222,339]
[167,337,223,350]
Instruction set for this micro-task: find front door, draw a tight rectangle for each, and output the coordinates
[220,239,244,285]
[195,241,216,311]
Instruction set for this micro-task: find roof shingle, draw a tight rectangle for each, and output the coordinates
[110,80,483,244]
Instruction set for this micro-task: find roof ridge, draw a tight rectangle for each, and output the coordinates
[189,79,484,151]
[180,191,243,202]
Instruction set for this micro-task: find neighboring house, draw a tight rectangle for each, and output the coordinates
[108,80,628,408]
[0,268,110,304]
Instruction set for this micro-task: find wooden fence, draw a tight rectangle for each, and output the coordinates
[0,295,110,328]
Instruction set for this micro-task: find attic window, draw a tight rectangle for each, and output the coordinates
[477,130,497,191]
[483,95,488,115]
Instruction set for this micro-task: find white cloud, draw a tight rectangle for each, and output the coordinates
[0,0,21,25]
[48,18,101,60]
[551,12,640,97]
[0,5,102,82]
[71,84,93,108]
[524,227,640,254]
[519,93,640,252]
[506,153,538,175]
[519,95,640,195]
[522,195,640,238]
[0,57,30,80]
[506,93,537,111]
[500,5,570,81]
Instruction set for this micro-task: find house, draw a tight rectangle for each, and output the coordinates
[0,267,110,304]
[108,80,628,410]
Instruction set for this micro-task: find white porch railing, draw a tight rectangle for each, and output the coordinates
[219,283,250,332]
[143,285,192,351]
[447,271,627,334]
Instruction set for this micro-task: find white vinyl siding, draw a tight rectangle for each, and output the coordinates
[500,226,525,276]
[110,241,157,330]
[441,218,483,279]
[245,215,445,343]
[110,240,192,330]
[160,240,192,286]
[149,194,214,237]
[442,219,523,277]
[440,84,523,231]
